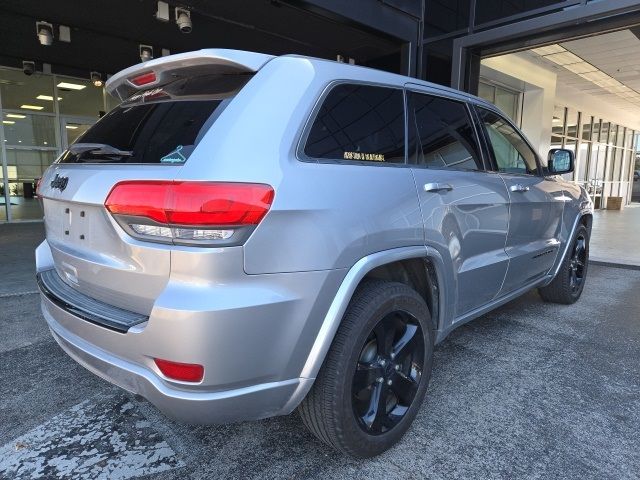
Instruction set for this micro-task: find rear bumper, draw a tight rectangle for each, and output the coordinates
[36,240,345,424]
[43,298,311,423]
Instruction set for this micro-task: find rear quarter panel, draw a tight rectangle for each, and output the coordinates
[176,57,424,274]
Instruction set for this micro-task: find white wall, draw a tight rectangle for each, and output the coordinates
[481,53,557,159]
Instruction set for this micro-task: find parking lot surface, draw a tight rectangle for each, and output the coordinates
[1,223,639,479]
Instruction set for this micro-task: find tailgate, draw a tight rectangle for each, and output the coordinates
[40,164,180,315]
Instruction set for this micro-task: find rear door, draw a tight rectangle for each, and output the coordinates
[474,106,565,295]
[39,67,252,315]
[406,88,510,317]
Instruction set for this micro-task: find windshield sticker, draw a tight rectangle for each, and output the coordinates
[160,145,187,164]
[343,151,385,162]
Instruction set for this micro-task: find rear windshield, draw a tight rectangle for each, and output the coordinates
[58,74,250,164]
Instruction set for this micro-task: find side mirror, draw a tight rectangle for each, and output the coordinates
[548,148,574,175]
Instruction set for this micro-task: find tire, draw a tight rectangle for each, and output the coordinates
[538,223,589,304]
[298,280,434,458]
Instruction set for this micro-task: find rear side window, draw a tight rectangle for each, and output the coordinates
[58,74,248,164]
[408,92,483,170]
[303,84,405,164]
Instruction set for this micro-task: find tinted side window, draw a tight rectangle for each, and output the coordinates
[304,84,405,164]
[408,92,483,170]
[477,107,538,175]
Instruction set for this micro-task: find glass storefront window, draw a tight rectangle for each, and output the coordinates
[592,119,601,142]
[57,76,104,118]
[600,122,611,144]
[552,105,565,136]
[581,116,593,141]
[2,113,56,147]
[478,81,520,123]
[0,66,107,221]
[576,142,590,182]
[566,108,579,138]
[0,69,54,114]
[616,127,626,147]
[478,82,495,103]
[105,92,121,113]
[4,149,57,220]
[609,124,619,146]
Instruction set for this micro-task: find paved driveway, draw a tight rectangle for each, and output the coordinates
[1,223,639,479]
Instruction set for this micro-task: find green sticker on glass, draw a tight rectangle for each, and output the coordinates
[160,145,187,164]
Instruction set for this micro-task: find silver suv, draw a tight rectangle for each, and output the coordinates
[35,49,593,457]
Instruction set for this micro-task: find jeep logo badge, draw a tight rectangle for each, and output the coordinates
[50,174,69,191]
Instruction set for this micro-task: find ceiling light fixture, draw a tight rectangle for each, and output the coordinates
[20,104,44,110]
[90,71,103,87]
[532,43,640,106]
[2,120,15,125]
[36,21,54,46]
[36,95,62,101]
[57,81,86,90]
[6,114,26,119]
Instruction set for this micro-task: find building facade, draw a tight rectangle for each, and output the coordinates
[0,0,639,221]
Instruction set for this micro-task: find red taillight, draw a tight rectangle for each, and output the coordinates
[105,181,274,245]
[154,358,204,382]
[130,71,157,86]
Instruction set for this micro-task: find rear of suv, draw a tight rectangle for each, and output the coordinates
[36,49,592,457]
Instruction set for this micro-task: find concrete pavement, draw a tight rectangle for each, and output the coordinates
[0,222,639,479]
[590,204,640,268]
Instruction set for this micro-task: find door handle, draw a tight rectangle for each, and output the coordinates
[510,184,530,193]
[424,182,453,193]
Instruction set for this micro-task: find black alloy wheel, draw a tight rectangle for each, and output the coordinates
[538,223,590,304]
[569,233,587,294]
[352,311,424,435]
[298,280,434,458]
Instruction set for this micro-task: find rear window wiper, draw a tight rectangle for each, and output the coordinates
[69,143,134,160]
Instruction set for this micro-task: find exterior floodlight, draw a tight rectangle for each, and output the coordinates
[23,60,36,76]
[139,45,154,62]
[175,8,192,33]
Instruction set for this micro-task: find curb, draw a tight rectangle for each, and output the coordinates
[590,260,640,271]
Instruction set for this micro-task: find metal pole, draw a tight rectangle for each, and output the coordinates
[0,85,12,222]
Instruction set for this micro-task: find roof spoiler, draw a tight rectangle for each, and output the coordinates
[105,49,275,100]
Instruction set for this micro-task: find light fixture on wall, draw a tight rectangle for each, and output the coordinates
[175,8,192,33]
[36,21,54,46]
[139,44,154,62]
[22,60,36,76]
[156,1,170,21]
[90,71,103,87]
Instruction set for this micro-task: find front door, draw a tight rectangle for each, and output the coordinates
[475,106,565,295]
[406,89,510,317]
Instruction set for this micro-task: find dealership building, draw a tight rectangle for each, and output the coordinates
[0,0,639,222]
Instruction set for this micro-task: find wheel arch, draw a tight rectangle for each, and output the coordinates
[298,246,446,381]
